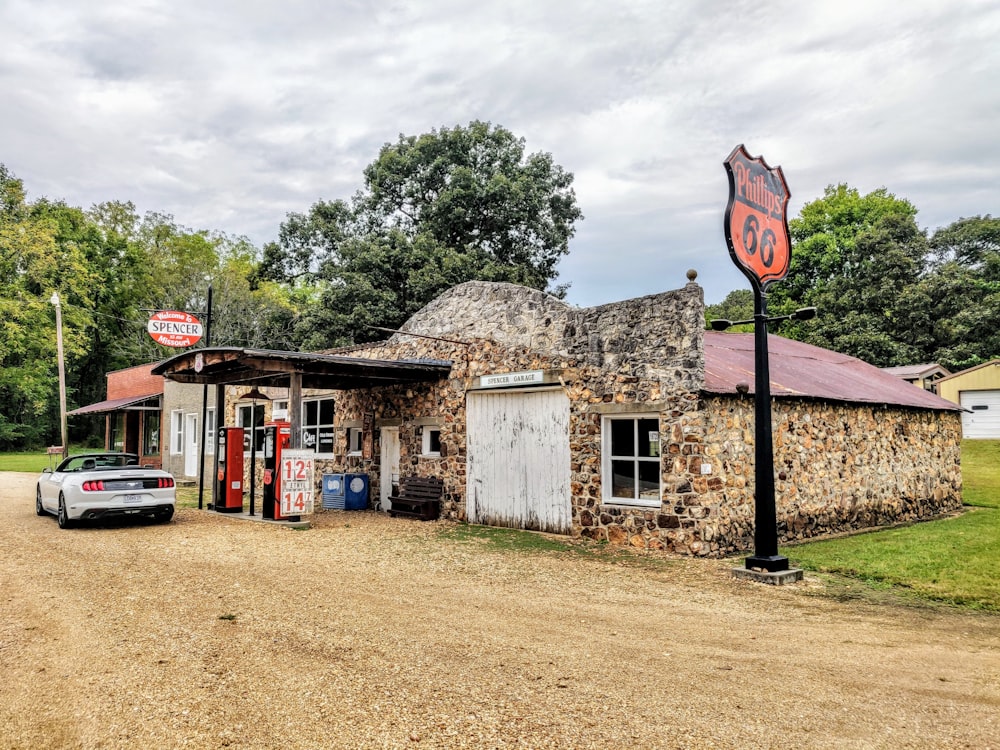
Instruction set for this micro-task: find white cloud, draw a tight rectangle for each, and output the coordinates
[1,0,998,306]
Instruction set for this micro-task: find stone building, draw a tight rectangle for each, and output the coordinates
[157,276,963,556]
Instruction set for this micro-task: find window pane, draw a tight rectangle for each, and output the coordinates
[610,420,634,457]
[304,400,318,426]
[302,427,317,450]
[144,413,160,455]
[611,459,635,498]
[318,428,334,453]
[637,460,660,500]
[637,418,660,457]
[319,399,334,424]
[427,429,441,454]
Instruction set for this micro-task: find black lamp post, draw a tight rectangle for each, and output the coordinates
[710,304,816,572]
[239,389,269,516]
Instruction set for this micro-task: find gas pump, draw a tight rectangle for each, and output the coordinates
[262,420,299,521]
[215,426,245,513]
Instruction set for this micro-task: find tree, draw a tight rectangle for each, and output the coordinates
[0,166,94,447]
[705,289,754,331]
[260,121,583,347]
[768,184,928,366]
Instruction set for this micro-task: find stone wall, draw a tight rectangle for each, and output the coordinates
[332,279,708,532]
[232,279,963,557]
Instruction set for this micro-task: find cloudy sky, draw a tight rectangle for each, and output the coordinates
[2,0,997,307]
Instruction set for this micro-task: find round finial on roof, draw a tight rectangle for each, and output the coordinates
[686,269,698,282]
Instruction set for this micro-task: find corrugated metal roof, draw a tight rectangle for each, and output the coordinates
[68,393,162,416]
[704,332,961,411]
[881,363,949,379]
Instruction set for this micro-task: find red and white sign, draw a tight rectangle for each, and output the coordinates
[147,311,204,348]
[723,144,792,290]
[280,449,315,516]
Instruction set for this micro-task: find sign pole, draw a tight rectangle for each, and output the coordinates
[746,290,788,571]
[722,144,798,577]
[197,284,213,510]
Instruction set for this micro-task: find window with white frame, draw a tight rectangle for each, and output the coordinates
[422,427,442,456]
[272,399,289,421]
[302,398,335,453]
[602,415,661,507]
[346,427,363,455]
[238,404,266,452]
[171,410,184,455]
[205,408,216,454]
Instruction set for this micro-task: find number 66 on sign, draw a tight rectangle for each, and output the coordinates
[280,450,315,515]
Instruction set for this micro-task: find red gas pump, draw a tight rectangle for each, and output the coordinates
[215,426,245,513]
[262,421,298,521]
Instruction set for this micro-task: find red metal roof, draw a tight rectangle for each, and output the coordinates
[704,332,961,411]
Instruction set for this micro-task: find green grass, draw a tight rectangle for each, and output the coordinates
[0,452,57,472]
[788,439,1000,610]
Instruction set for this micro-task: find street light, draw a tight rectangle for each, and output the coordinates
[709,306,817,331]
[50,292,68,460]
[239,388,269,516]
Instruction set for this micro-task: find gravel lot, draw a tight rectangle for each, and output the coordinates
[2,471,998,749]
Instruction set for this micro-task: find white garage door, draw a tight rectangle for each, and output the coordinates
[466,389,572,534]
[960,390,1000,438]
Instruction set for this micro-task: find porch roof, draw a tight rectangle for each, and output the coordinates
[151,347,453,389]
[68,393,162,416]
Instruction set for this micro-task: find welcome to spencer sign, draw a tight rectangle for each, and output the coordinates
[147,310,204,348]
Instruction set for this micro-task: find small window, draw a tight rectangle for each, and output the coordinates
[422,427,442,456]
[602,415,661,507]
[238,404,266,452]
[170,410,184,455]
[347,427,363,455]
[205,408,215,454]
[302,398,335,453]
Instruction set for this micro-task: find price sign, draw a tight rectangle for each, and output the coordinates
[280,449,315,515]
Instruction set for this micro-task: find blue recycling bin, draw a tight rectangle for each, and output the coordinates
[322,474,345,509]
[344,473,369,510]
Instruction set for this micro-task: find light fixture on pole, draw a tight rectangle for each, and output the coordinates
[50,292,68,460]
[239,388,269,516]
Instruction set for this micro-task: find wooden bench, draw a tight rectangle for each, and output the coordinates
[387,476,443,521]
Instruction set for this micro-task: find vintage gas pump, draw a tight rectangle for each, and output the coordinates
[215,426,245,513]
[262,420,298,521]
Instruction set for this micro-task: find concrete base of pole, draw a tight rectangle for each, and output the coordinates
[732,567,804,585]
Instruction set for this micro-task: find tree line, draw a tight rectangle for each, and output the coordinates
[707,185,999,373]
[0,121,581,449]
[3,121,996,450]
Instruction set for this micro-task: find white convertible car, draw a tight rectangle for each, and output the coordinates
[36,452,176,529]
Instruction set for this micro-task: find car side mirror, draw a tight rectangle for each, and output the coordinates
[42,467,52,474]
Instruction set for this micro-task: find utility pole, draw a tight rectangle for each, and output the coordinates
[50,292,68,460]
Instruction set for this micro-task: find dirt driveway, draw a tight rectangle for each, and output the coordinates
[1,471,997,749]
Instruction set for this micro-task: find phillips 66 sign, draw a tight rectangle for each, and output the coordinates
[723,145,791,290]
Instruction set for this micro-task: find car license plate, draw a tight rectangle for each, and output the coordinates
[122,494,142,504]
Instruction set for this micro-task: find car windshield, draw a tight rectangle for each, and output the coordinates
[56,454,140,472]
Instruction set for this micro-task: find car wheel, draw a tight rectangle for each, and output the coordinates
[36,486,48,516]
[57,494,75,529]
[156,507,175,524]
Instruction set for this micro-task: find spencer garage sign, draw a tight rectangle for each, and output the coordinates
[147,311,204,348]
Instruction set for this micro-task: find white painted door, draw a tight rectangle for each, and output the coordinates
[184,412,199,477]
[379,427,400,512]
[960,390,1000,438]
[466,389,572,534]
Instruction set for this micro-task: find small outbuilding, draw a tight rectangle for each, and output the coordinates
[936,360,1000,439]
